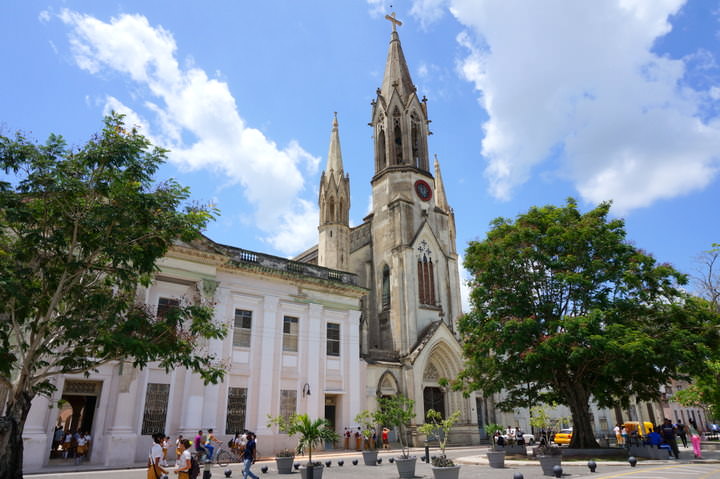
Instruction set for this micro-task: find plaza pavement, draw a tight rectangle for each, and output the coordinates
[26,442,720,479]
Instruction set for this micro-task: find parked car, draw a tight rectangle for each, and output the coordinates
[553,429,573,445]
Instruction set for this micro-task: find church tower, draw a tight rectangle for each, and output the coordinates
[364,14,461,358]
[318,113,351,271]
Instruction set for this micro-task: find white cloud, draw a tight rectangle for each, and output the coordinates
[58,10,319,255]
[410,0,449,29]
[445,0,720,212]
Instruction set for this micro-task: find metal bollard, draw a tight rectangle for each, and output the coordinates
[587,459,597,472]
[203,458,212,479]
[628,456,637,467]
[513,473,524,479]
[553,464,562,478]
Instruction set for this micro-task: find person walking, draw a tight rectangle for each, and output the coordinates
[661,418,680,459]
[689,423,703,459]
[676,420,688,448]
[242,432,259,479]
[174,439,192,479]
[149,432,169,479]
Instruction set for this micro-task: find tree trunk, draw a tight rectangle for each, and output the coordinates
[0,391,33,479]
[564,385,600,449]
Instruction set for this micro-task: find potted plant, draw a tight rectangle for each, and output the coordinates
[267,414,296,474]
[355,410,379,465]
[268,413,339,479]
[485,423,506,468]
[376,394,416,479]
[418,409,462,479]
[529,406,563,476]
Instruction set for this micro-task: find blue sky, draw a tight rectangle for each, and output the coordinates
[1,0,719,307]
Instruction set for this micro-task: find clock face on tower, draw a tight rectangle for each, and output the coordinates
[414,180,432,202]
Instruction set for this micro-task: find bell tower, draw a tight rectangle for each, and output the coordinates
[318,113,351,271]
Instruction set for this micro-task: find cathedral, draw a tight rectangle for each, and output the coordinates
[295,15,480,444]
[20,16,482,473]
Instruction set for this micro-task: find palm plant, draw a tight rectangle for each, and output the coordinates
[284,414,339,465]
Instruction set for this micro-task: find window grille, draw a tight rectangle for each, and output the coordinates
[326,323,340,357]
[225,387,247,435]
[233,309,252,348]
[280,389,297,422]
[283,316,299,352]
[141,383,170,435]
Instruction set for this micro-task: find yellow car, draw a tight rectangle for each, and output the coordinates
[553,429,573,445]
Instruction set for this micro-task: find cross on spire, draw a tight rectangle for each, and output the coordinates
[384,12,402,32]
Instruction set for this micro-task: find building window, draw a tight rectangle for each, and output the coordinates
[141,383,170,435]
[283,316,299,352]
[233,309,252,348]
[381,265,390,310]
[280,389,297,422]
[327,323,340,356]
[418,254,436,306]
[157,297,180,319]
[225,387,247,435]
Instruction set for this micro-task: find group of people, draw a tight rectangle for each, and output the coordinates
[343,426,391,450]
[51,427,92,463]
[148,429,259,479]
[493,426,527,447]
[644,419,703,459]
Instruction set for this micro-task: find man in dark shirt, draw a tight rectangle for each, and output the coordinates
[660,419,679,459]
[242,432,259,479]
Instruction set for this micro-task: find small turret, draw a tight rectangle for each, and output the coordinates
[318,113,351,271]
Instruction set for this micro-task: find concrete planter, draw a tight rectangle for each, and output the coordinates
[487,450,506,468]
[275,456,295,474]
[538,455,562,476]
[362,450,379,466]
[394,456,417,478]
[431,465,461,479]
[299,463,324,479]
[505,445,527,455]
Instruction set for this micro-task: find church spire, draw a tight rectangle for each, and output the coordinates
[318,113,350,271]
[434,154,449,212]
[370,13,430,175]
[326,112,343,180]
[380,13,415,103]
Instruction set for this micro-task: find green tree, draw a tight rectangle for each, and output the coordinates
[458,198,720,448]
[0,114,226,478]
[375,394,415,458]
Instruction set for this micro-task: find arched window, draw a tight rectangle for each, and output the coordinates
[377,128,387,171]
[417,240,436,306]
[327,197,335,224]
[381,265,390,310]
[393,120,402,165]
[411,113,422,168]
[393,107,403,165]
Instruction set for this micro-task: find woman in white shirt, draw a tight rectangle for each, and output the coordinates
[149,433,168,479]
[174,439,192,479]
